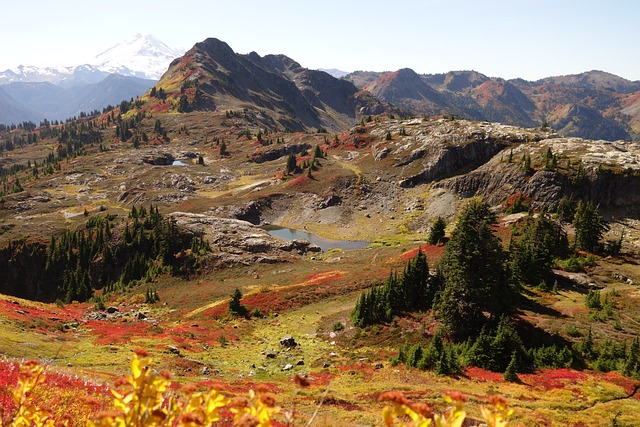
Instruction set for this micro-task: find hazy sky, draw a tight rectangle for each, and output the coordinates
[1,0,639,81]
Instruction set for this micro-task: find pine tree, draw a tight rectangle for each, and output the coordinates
[503,352,520,382]
[436,201,513,340]
[579,327,595,358]
[510,210,568,287]
[623,337,640,377]
[228,288,248,317]
[285,154,297,174]
[427,217,446,245]
[468,326,493,369]
[573,201,610,252]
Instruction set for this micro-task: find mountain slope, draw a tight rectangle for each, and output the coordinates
[2,82,66,120]
[153,38,387,131]
[1,76,153,122]
[66,74,155,117]
[535,70,640,93]
[0,86,41,124]
[344,68,640,141]
[363,68,450,115]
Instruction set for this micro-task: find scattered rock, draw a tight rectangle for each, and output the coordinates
[181,151,198,159]
[296,359,305,366]
[317,195,341,209]
[280,336,297,348]
[265,352,277,359]
[374,363,384,369]
[137,312,147,320]
[167,346,181,356]
[322,362,330,368]
[374,146,391,161]
[282,364,293,371]
[202,366,211,376]
[106,306,119,314]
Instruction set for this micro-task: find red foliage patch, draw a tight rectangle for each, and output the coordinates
[86,318,153,346]
[401,244,445,263]
[503,193,532,212]
[0,361,19,413]
[520,368,588,390]
[284,175,306,187]
[600,371,640,396]
[464,366,504,383]
[0,298,83,333]
[231,271,349,316]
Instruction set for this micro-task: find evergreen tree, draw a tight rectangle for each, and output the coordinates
[285,154,297,174]
[467,326,493,369]
[579,327,595,358]
[178,95,191,113]
[556,195,577,222]
[427,217,447,245]
[503,352,520,382]
[510,210,568,287]
[350,251,431,326]
[435,201,513,340]
[573,201,609,252]
[623,337,640,377]
[229,288,248,317]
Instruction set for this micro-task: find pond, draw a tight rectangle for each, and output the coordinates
[265,226,369,252]
[172,160,187,166]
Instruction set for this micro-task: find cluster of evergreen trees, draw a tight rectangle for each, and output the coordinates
[0,120,103,198]
[351,250,432,327]
[0,205,209,303]
[393,329,461,376]
[351,198,627,378]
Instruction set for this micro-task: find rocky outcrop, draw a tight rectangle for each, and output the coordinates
[168,212,320,269]
[397,128,530,188]
[249,143,311,163]
[435,137,640,208]
[141,151,175,165]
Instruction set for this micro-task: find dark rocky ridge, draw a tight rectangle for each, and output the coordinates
[434,137,640,208]
[159,38,391,132]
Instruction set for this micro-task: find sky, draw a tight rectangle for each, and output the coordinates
[1,0,639,81]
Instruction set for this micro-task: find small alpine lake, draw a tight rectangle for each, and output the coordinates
[264,226,369,252]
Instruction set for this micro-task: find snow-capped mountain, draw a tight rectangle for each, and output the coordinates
[0,65,83,86]
[91,33,184,80]
[0,34,180,124]
[0,34,183,86]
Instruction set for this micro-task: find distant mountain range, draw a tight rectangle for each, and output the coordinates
[345,69,640,141]
[0,34,183,124]
[2,34,640,142]
[151,36,640,141]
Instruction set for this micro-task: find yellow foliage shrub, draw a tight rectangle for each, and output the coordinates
[2,351,513,427]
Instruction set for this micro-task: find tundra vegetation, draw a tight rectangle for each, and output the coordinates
[2,103,640,426]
